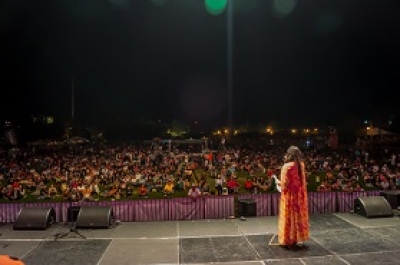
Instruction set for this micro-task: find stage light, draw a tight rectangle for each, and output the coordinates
[205,0,228,15]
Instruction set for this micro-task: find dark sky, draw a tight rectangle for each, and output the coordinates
[1,0,399,129]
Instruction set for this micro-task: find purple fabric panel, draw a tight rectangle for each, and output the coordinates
[253,194,272,216]
[238,194,272,216]
[133,199,169,222]
[367,190,382,196]
[204,195,234,219]
[60,202,69,222]
[271,193,280,216]
[52,203,63,222]
[308,192,337,214]
[80,201,100,206]
[169,197,205,220]
[337,191,368,212]
[110,201,134,222]
[0,203,23,223]
[2,191,385,223]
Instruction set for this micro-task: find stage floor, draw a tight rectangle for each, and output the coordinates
[1,212,400,265]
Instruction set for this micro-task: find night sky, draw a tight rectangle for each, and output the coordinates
[1,0,399,129]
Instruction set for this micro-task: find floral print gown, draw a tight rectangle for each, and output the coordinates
[278,161,309,245]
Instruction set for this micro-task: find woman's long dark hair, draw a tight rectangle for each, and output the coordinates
[283,146,303,182]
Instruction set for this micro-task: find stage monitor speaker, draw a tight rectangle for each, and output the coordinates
[238,199,257,217]
[380,191,400,209]
[354,196,393,218]
[13,206,56,230]
[75,206,114,229]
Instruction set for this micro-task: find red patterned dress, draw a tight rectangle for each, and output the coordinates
[278,161,309,246]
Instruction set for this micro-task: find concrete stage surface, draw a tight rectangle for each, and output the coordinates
[1,213,400,265]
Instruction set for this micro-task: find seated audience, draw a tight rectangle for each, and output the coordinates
[81,184,94,201]
[243,178,253,193]
[48,184,58,198]
[188,183,202,201]
[126,184,133,196]
[138,184,149,197]
[201,182,210,195]
[226,176,239,194]
[163,180,174,196]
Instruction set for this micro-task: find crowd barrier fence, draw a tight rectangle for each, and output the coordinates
[0,191,383,223]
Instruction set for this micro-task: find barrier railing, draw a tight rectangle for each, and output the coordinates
[0,191,383,223]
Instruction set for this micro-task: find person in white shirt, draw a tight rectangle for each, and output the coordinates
[215,175,223,195]
[188,183,202,201]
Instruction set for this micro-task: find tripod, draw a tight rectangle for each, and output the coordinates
[54,198,86,240]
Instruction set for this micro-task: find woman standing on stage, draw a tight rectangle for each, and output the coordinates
[278,146,309,248]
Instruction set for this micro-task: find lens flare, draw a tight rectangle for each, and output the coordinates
[205,0,228,15]
[272,0,298,18]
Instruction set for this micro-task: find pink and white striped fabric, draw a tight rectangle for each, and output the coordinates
[133,199,169,222]
[0,191,387,223]
[169,197,205,220]
[308,192,337,214]
[204,195,235,219]
[0,203,23,223]
[336,191,368,212]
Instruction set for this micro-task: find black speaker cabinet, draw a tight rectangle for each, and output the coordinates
[75,206,114,229]
[380,191,400,209]
[354,196,394,218]
[238,199,257,217]
[13,206,56,230]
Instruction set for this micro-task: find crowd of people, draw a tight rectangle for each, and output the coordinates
[0,137,399,202]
